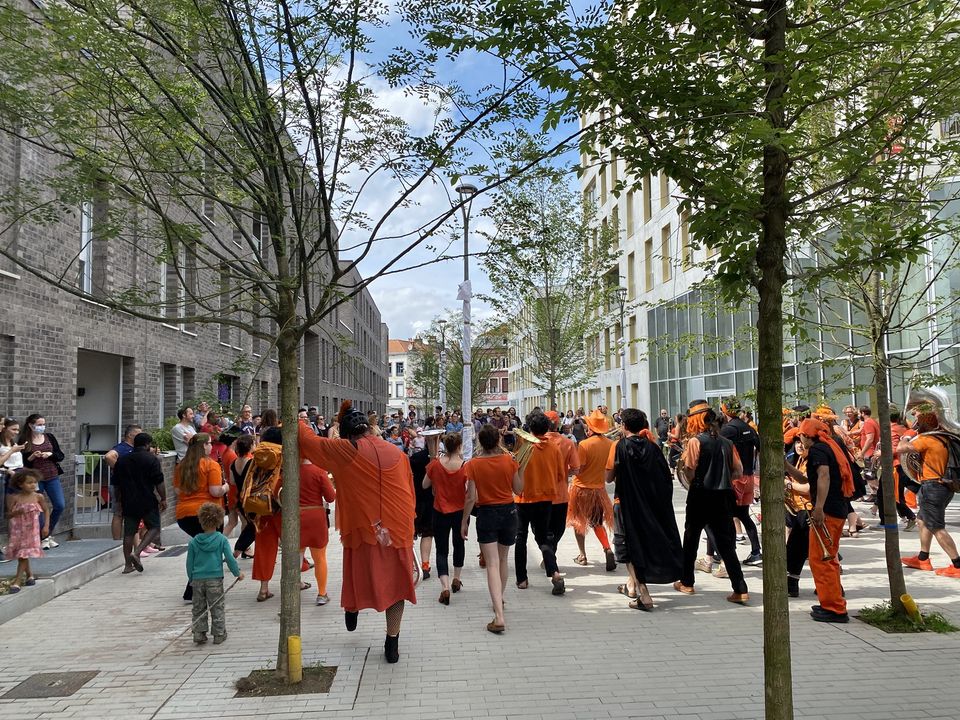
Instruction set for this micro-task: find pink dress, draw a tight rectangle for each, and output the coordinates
[6,501,44,559]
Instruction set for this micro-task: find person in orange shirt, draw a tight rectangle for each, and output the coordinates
[423,433,468,605]
[899,410,960,577]
[879,409,917,531]
[567,410,616,570]
[298,402,416,664]
[544,410,580,566]
[463,424,522,633]
[174,433,228,601]
[514,411,566,595]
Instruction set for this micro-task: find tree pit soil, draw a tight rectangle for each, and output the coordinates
[235,666,337,697]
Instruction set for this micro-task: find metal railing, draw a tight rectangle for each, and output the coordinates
[73,453,112,526]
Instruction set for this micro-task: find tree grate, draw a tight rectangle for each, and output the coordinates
[2,671,99,699]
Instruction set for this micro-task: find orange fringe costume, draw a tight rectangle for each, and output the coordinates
[567,410,615,537]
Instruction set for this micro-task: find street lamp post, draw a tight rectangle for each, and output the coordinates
[614,286,628,409]
[437,319,447,412]
[456,182,478,458]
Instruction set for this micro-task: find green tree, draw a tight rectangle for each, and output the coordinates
[0,0,572,681]
[479,173,617,409]
[413,1,960,715]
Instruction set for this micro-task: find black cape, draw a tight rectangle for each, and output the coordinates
[613,435,683,584]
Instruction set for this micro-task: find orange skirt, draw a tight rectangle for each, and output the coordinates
[566,485,614,534]
[300,507,329,549]
[341,543,417,612]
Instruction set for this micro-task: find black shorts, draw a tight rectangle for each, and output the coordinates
[123,507,161,537]
[918,481,954,531]
[475,503,518,546]
[612,503,629,565]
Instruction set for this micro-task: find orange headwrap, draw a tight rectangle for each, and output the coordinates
[798,418,854,497]
[637,428,657,443]
[687,402,710,436]
[812,405,837,422]
[783,427,800,445]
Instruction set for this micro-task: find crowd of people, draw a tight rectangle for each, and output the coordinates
[4,392,959,660]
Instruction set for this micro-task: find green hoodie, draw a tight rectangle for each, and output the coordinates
[186,531,240,581]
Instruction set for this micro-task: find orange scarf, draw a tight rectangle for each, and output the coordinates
[798,418,854,497]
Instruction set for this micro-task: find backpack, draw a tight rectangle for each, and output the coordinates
[240,441,283,524]
[929,432,960,492]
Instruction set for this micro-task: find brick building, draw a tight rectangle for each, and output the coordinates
[0,135,388,540]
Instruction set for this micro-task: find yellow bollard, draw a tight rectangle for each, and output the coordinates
[288,635,303,683]
[900,594,923,625]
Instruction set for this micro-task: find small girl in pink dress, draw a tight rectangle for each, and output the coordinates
[5,468,49,593]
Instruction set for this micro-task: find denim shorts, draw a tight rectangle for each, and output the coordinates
[918,481,954,531]
[475,503,518,546]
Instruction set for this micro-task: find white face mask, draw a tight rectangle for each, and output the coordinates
[33,424,46,434]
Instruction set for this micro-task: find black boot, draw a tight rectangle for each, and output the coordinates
[384,634,400,663]
[787,576,799,598]
[345,611,358,632]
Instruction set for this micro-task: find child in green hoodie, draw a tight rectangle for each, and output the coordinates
[187,502,244,644]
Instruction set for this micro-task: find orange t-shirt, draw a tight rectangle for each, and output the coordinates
[518,440,563,503]
[426,458,467,513]
[911,434,949,482]
[573,434,614,490]
[546,431,580,504]
[174,457,224,519]
[465,453,518,506]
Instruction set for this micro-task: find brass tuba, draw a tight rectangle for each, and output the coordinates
[512,427,541,471]
[902,386,960,482]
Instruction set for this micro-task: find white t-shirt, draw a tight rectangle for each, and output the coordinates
[1,443,23,473]
[171,422,196,460]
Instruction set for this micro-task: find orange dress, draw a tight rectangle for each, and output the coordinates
[298,424,416,611]
[567,434,614,533]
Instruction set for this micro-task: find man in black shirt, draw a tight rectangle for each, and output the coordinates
[112,432,166,574]
[654,409,671,447]
[793,418,851,623]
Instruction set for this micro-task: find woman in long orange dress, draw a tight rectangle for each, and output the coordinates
[297,402,415,664]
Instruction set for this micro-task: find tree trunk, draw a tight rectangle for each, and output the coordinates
[869,273,907,614]
[757,2,794,718]
[276,310,303,682]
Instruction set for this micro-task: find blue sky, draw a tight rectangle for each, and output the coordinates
[338,9,582,339]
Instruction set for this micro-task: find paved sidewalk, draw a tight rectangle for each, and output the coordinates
[1,498,959,720]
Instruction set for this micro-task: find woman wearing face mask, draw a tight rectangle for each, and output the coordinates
[18,414,66,549]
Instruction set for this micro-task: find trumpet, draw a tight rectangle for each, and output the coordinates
[512,427,541,471]
[809,519,835,562]
[604,427,622,441]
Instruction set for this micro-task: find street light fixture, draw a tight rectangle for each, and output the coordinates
[456,182,478,458]
[614,285,628,408]
[437,318,447,411]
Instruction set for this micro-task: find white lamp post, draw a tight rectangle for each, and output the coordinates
[456,182,478,458]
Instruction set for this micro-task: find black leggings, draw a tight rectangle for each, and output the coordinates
[681,488,747,594]
[876,468,916,522]
[432,509,465,577]
[234,516,257,554]
[786,512,810,577]
[515,501,558,583]
[177,516,204,600]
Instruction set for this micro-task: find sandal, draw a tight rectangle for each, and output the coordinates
[629,599,654,612]
[25,577,36,586]
[617,584,638,599]
[516,580,528,589]
[486,621,505,634]
[573,555,588,566]
[256,591,274,602]
[451,578,462,593]
[439,589,450,605]
[300,581,311,591]
[8,584,20,594]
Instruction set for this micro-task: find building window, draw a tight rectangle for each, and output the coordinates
[488,378,499,394]
[502,377,508,393]
[395,361,404,377]
[644,238,654,291]
[79,201,93,293]
[681,213,692,269]
[642,174,652,222]
[659,171,669,209]
[395,382,403,398]
[661,224,671,282]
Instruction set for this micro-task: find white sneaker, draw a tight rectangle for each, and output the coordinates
[47,537,59,548]
[695,557,713,574]
[41,538,51,550]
